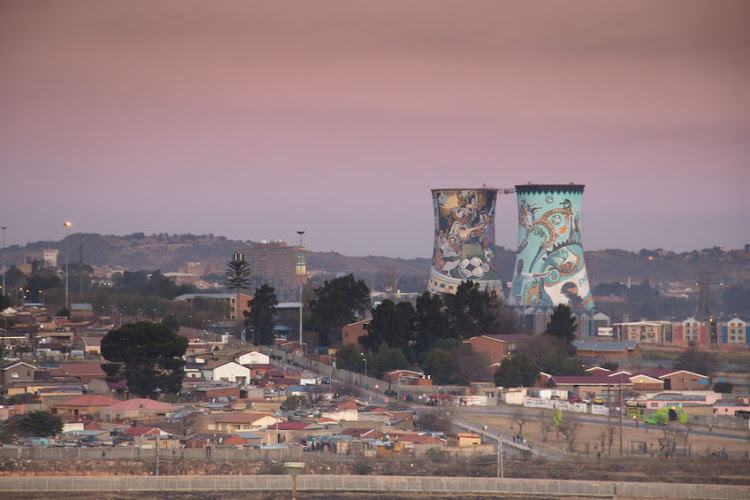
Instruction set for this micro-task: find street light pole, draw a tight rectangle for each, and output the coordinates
[296,230,305,350]
[64,221,71,311]
[1,226,6,298]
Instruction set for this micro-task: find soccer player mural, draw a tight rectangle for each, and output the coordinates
[428,188,503,294]
[510,184,595,311]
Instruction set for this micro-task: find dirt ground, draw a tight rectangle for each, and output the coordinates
[459,408,750,459]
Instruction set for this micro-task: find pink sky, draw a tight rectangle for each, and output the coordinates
[1,1,749,258]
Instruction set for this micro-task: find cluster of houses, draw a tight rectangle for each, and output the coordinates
[0,343,487,457]
[497,365,750,422]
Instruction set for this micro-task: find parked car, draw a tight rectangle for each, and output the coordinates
[569,397,582,403]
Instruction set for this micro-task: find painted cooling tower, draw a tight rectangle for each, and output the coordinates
[510,184,595,310]
[429,188,502,294]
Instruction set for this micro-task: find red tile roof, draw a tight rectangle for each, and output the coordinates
[120,426,161,436]
[55,394,119,407]
[267,422,310,431]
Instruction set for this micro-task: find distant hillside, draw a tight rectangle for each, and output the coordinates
[3,233,749,290]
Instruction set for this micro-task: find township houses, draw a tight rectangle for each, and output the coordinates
[643,391,721,411]
[235,351,270,365]
[184,432,263,448]
[99,398,176,422]
[119,427,180,448]
[712,399,750,416]
[463,334,530,364]
[210,412,280,432]
[543,367,709,396]
[51,394,119,419]
[81,337,102,355]
[265,421,326,444]
[383,369,431,386]
[0,361,37,387]
[573,340,640,360]
[200,361,251,385]
[50,363,106,384]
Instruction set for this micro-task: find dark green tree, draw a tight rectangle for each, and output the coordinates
[544,304,577,355]
[145,270,190,299]
[19,411,63,437]
[226,251,251,336]
[307,274,370,346]
[370,342,410,379]
[334,343,365,372]
[101,321,188,398]
[452,344,493,384]
[600,361,619,371]
[421,348,455,385]
[713,381,734,393]
[244,284,278,345]
[162,313,180,332]
[442,281,502,338]
[413,292,453,361]
[119,270,150,292]
[674,347,715,377]
[360,300,415,356]
[494,354,540,388]
[540,353,586,376]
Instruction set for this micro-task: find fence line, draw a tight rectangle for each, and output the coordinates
[0,474,746,499]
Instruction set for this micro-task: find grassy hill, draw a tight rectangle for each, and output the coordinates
[3,233,749,291]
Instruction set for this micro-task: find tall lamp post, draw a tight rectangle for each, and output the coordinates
[296,230,305,351]
[1,226,6,299]
[64,221,71,311]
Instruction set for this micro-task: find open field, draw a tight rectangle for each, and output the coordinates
[459,406,750,458]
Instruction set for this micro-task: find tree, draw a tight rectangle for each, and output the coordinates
[101,321,188,398]
[19,411,63,437]
[540,353,586,376]
[359,299,415,356]
[442,281,499,338]
[713,381,734,393]
[244,284,278,345]
[452,344,493,384]
[544,304,577,355]
[600,361,619,371]
[494,353,539,388]
[421,348,455,385]
[162,313,180,332]
[674,347,715,377]
[413,292,454,361]
[334,343,365,372]
[370,342,410,379]
[307,274,370,346]
[145,270,190,299]
[416,410,453,433]
[226,251,251,336]
[512,408,529,438]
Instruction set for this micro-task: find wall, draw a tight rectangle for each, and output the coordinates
[1,474,746,499]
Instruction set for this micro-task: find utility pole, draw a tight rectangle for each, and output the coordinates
[1,226,6,299]
[619,375,624,455]
[607,383,612,455]
[64,221,71,311]
[296,230,305,350]
[156,433,160,476]
[497,440,504,478]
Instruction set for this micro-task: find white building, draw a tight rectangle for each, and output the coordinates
[235,351,270,366]
[200,361,251,385]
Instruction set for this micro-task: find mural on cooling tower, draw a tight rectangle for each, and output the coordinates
[510,184,595,310]
[430,188,502,292]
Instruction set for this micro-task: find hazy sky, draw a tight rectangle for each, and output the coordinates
[2,1,749,258]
